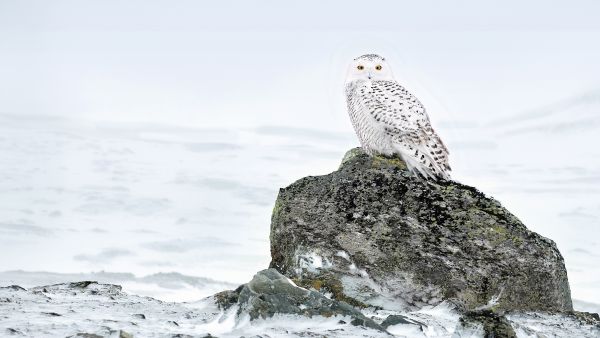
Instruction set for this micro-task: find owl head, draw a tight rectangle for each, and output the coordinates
[346,54,394,83]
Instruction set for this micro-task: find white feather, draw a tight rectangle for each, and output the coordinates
[345,61,451,181]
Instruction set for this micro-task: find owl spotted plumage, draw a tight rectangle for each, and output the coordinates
[345,54,451,180]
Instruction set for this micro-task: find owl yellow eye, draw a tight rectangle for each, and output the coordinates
[375,65,382,71]
[357,65,364,70]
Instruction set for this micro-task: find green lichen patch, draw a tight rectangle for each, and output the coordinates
[294,274,372,309]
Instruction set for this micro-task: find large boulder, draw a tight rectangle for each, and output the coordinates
[269,148,572,312]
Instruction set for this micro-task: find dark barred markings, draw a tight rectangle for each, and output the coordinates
[354,54,385,62]
[345,79,451,180]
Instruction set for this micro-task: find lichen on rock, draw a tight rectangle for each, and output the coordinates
[269,147,573,313]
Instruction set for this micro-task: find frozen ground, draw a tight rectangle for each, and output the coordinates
[0,270,235,303]
[0,93,599,311]
[1,281,598,338]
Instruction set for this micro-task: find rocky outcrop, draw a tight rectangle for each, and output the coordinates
[269,147,572,312]
[214,268,384,331]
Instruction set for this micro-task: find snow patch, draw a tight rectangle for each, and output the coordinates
[473,288,504,311]
[296,250,332,272]
[336,251,350,260]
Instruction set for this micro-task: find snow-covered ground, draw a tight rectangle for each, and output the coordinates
[0,94,599,312]
[1,281,598,338]
[0,281,457,337]
[0,270,235,303]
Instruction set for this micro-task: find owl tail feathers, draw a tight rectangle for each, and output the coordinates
[401,153,441,181]
[394,145,451,181]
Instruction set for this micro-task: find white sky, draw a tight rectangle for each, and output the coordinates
[1,0,600,130]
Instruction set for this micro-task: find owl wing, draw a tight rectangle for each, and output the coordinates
[361,80,451,179]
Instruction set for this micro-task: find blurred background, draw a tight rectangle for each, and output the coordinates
[0,0,599,310]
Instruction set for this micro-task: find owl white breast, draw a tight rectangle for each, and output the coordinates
[345,54,451,180]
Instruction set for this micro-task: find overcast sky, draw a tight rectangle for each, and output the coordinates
[1,0,600,130]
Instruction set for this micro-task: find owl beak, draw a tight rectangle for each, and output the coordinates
[367,72,373,80]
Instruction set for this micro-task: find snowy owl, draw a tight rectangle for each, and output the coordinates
[345,54,451,180]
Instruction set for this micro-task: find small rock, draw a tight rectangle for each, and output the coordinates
[116,330,134,338]
[214,286,242,310]
[0,285,26,292]
[381,314,425,329]
[454,310,516,338]
[69,281,96,288]
[213,268,385,332]
[68,334,104,338]
[132,313,146,319]
[568,311,600,325]
[4,328,24,335]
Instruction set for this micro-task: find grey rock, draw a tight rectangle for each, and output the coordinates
[269,147,572,312]
[507,310,600,337]
[31,281,123,298]
[215,268,386,332]
[114,330,134,338]
[569,311,600,324]
[67,334,104,338]
[453,310,516,338]
[4,328,24,335]
[380,314,425,329]
[0,285,26,292]
[213,285,243,310]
